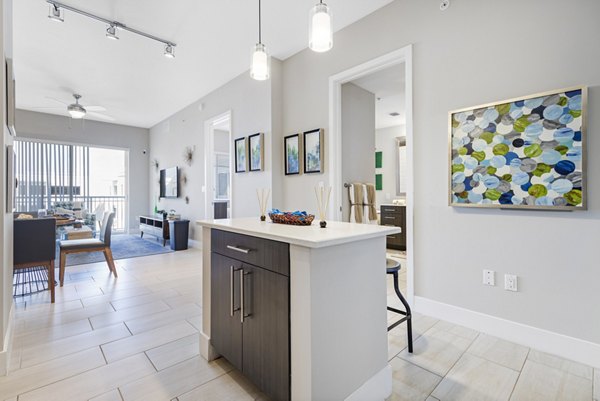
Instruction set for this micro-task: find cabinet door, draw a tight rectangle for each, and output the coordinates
[241,264,290,401]
[211,253,243,370]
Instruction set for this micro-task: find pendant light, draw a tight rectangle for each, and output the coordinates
[250,0,270,81]
[309,0,333,52]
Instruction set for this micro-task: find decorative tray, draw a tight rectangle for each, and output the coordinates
[268,210,314,226]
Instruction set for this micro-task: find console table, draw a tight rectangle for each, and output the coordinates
[139,215,169,246]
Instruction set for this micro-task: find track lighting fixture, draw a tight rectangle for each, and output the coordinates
[164,44,175,59]
[250,0,270,81]
[48,4,64,22]
[106,24,119,40]
[309,0,333,52]
[46,1,176,59]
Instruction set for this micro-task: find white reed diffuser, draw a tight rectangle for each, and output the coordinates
[314,185,331,228]
[256,188,270,221]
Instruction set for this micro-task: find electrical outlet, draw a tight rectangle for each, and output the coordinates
[482,270,495,286]
[504,274,518,291]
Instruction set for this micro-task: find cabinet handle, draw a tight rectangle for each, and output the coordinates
[230,265,240,317]
[240,269,252,323]
[227,245,251,254]
[383,216,396,220]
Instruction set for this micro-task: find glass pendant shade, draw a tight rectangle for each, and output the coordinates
[309,3,332,52]
[250,43,270,81]
[68,108,86,119]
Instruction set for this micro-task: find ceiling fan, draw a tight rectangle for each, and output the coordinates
[36,93,115,121]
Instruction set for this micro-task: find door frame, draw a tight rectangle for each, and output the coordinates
[328,45,414,304]
[204,110,233,220]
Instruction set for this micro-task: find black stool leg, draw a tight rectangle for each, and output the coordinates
[388,271,413,353]
[393,273,413,353]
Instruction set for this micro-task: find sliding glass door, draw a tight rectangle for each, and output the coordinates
[14,139,128,232]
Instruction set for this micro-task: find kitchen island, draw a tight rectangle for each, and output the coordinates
[196,218,401,401]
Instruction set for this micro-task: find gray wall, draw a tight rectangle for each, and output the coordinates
[0,0,13,375]
[281,0,600,344]
[376,125,405,207]
[341,82,375,221]
[15,110,150,232]
[149,59,282,241]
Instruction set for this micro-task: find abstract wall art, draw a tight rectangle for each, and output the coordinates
[234,137,247,173]
[284,134,301,175]
[449,87,587,210]
[303,128,324,174]
[249,133,264,172]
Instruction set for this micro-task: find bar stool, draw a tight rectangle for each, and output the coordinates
[386,258,413,353]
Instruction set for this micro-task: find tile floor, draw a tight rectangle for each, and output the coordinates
[0,248,596,401]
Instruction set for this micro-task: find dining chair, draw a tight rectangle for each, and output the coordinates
[59,212,117,286]
[13,218,57,303]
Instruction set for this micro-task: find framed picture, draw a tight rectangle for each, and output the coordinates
[449,86,587,210]
[284,134,301,175]
[303,128,324,174]
[375,151,382,168]
[375,174,383,191]
[6,58,16,136]
[234,137,247,173]
[6,145,15,212]
[248,133,264,172]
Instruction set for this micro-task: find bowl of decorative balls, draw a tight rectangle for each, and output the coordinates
[268,209,315,226]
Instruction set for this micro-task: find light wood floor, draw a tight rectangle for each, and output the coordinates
[1,249,597,401]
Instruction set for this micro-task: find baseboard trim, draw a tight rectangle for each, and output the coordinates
[414,296,600,369]
[345,364,392,401]
[0,302,15,376]
[188,239,201,249]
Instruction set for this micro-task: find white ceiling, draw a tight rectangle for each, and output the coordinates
[14,0,394,128]
[351,63,405,130]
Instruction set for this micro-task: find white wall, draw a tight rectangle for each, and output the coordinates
[341,82,375,221]
[281,0,600,345]
[375,125,405,208]
[15,110,149,232]
[149,59,282,241]
[0,0,13,376]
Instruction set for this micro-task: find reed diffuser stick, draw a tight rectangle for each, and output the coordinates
[256,188,270,221]
[314,185,331,227]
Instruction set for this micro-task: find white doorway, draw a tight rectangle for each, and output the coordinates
[204,111,232,220]
[328,45,414,304]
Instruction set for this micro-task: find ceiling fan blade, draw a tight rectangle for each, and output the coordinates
[30,107,65,110]
[45,96,69,105]
[87,111,115,122]
[85,106,107,112]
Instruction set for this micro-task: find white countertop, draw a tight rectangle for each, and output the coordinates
[196,217,400,249]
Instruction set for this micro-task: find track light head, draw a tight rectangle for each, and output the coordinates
[48,4,64,22]
[106,24,119,40]
[164,44,175,59]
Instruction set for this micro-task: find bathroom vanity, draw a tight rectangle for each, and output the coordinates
[196,218,400,401]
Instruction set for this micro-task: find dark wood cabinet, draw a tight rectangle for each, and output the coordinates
[139,215,169,246]
[211,229,290,401]
[380,205,406,250]
[210,253,243,369]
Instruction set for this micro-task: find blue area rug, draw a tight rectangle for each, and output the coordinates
[58,234,173,266]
